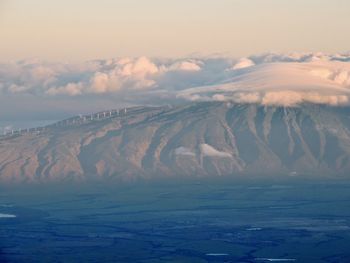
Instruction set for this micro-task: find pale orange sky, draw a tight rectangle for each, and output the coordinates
[0,0,350,61]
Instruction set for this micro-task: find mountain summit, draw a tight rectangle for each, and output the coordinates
[1,102,350,182]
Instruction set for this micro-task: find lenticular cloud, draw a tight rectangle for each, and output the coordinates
[178,60,350,106]
[1,52,350,107]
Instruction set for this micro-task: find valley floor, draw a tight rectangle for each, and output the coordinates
[1,178,350,263]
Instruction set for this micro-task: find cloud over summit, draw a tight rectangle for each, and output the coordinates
[179,59,350,106]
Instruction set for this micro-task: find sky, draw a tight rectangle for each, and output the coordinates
[1,0,350,61]
[1,0,350,128]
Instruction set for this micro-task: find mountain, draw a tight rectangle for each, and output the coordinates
[1,102,350,183]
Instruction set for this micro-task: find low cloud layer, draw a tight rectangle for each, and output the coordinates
[0,57,207,97]
[1,52,350,119]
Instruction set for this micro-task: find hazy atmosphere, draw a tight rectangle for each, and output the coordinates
[1,1,350,262]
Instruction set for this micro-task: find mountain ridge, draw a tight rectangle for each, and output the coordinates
[1,102,350,183]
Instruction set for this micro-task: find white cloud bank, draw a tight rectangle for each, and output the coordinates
[1,52,350,110]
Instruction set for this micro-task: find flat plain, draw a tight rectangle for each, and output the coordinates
[1,178,350,263]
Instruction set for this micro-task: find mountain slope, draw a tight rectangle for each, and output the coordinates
[1,103,350,182]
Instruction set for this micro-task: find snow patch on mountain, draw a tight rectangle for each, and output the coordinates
[200,144,232,158]
[175,147,196,156]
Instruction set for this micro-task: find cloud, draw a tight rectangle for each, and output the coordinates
[260,91,349,107]
[8,84,30,94]
[1,52,350,119]
[177,57,350,106]
[231,57,255,70]
[168,60,202,72]
[46,82,84,96]
[119,56,159,76]
[89,72,111,93]
[47,57,160,95]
